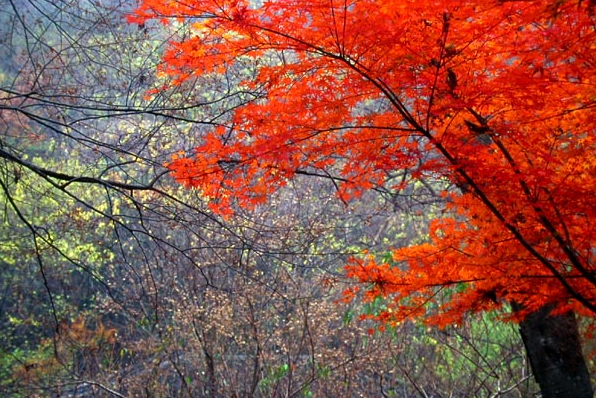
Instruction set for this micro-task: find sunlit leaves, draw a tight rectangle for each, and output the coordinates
[134,0,596,324]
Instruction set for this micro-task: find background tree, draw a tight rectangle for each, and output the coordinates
[130,1,596,397]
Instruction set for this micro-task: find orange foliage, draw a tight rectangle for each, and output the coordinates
[130,1,596,324]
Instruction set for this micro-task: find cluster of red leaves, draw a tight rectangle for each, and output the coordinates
[130,0,596,325]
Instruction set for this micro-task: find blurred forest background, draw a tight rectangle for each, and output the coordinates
[0,0,573,396]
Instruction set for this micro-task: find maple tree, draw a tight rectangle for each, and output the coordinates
[130,1,596,396]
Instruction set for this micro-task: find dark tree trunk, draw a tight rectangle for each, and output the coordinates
[516,305,593,398]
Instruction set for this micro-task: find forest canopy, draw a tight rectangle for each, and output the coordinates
[1,0,595,397]
[129,0,596,321]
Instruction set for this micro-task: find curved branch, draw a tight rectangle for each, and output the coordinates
[0,146,168,191]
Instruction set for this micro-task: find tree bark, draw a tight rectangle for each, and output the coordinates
[516,305,593,398]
